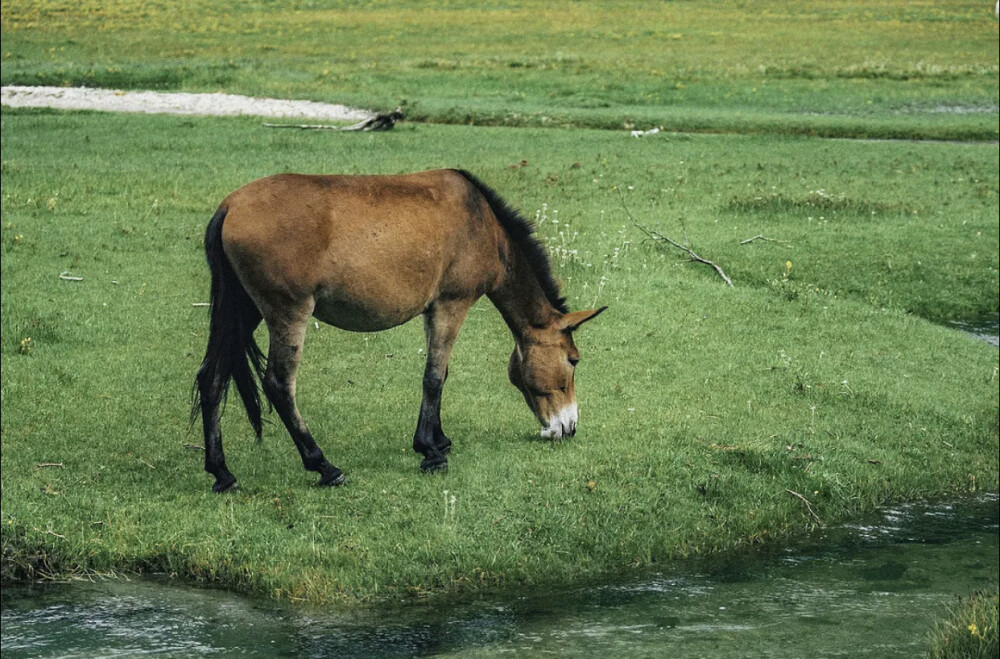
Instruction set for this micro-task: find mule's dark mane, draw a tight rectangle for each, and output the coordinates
[454,170,569,314]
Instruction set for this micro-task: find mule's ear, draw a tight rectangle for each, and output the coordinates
[558,306,608,332]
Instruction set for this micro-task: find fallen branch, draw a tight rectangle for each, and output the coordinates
[43,529,67,540]
[740,235,790,245]
[785,489,822,524]
[618,190,733,286]
[191,302,210,307]
[184,443,205,452]
[264,108,404,132]
[59,272,84,281]
[264,122,353,131]
[34,462,64,469]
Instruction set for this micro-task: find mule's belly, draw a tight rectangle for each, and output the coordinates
[312,291,427,332]
[310,240,448,331]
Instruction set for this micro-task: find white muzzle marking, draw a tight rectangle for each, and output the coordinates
[540,402,578,439]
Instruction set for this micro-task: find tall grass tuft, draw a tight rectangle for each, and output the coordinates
[929,588,1000,659]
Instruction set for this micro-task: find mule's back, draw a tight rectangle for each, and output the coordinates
[219,170,506,332]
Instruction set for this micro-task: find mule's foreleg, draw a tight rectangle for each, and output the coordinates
[262,317,345,487]
[414,300,471,472]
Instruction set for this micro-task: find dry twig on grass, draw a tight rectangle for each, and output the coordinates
[739,235,790,245]
[617,190,733,286]
[785,488,823,524]
[264,108,404,132]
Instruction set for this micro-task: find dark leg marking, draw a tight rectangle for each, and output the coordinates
[263,318,345,487]
[413,302,471,472]
[197,370,239,493]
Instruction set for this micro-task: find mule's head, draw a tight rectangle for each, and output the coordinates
[508,307,607,439]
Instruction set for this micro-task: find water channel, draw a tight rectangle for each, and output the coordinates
[3,494,997,658]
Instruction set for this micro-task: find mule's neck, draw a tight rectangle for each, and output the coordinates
[487,243,561,341]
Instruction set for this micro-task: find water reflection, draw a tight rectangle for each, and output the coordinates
[2,495,997,658]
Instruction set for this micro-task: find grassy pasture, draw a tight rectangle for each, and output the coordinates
[2,0,998,138]
[1,108,997,603]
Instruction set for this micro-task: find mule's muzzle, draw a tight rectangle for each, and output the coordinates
[540,422,576,440]
[540,402,578,440]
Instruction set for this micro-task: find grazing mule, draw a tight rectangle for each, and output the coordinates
[193,169,606,492]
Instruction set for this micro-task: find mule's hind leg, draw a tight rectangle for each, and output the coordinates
[262,309,345,487]
[196,307,262,493]
[414,299,472,472]
[198,374,238,493]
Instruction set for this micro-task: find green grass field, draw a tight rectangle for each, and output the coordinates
[1,0,998,605]
[2,0,998,138]
[1,109,996,603]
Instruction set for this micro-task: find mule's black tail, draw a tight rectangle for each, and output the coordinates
[192,206,266,438]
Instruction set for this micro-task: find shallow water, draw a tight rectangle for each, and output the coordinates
[950,312,1000,348]
[2,494,997,658]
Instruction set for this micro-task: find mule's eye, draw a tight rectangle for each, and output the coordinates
[568,356,580,367]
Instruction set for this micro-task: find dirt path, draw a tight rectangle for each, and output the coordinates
[1,85,372,121]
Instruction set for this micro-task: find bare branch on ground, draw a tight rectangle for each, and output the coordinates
[740,235,790,245]
[785,488,823,524]
[617,190,733,287]
[264,108,404,132]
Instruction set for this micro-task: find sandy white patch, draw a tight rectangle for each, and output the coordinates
[1,85,373,121]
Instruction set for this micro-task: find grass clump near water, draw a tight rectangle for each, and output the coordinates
[2,0,998,140]
[929,588,999,659]
[1,109,997,603]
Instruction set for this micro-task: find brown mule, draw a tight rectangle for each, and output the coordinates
[193,169,606,492]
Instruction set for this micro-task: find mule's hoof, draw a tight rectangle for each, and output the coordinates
[318,469,346,487]
[212,475,238,493]
[435,436,452,454]
[420,455,448,473]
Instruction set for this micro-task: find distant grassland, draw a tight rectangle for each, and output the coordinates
[1,109,997,602]
[2,0,998,138]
